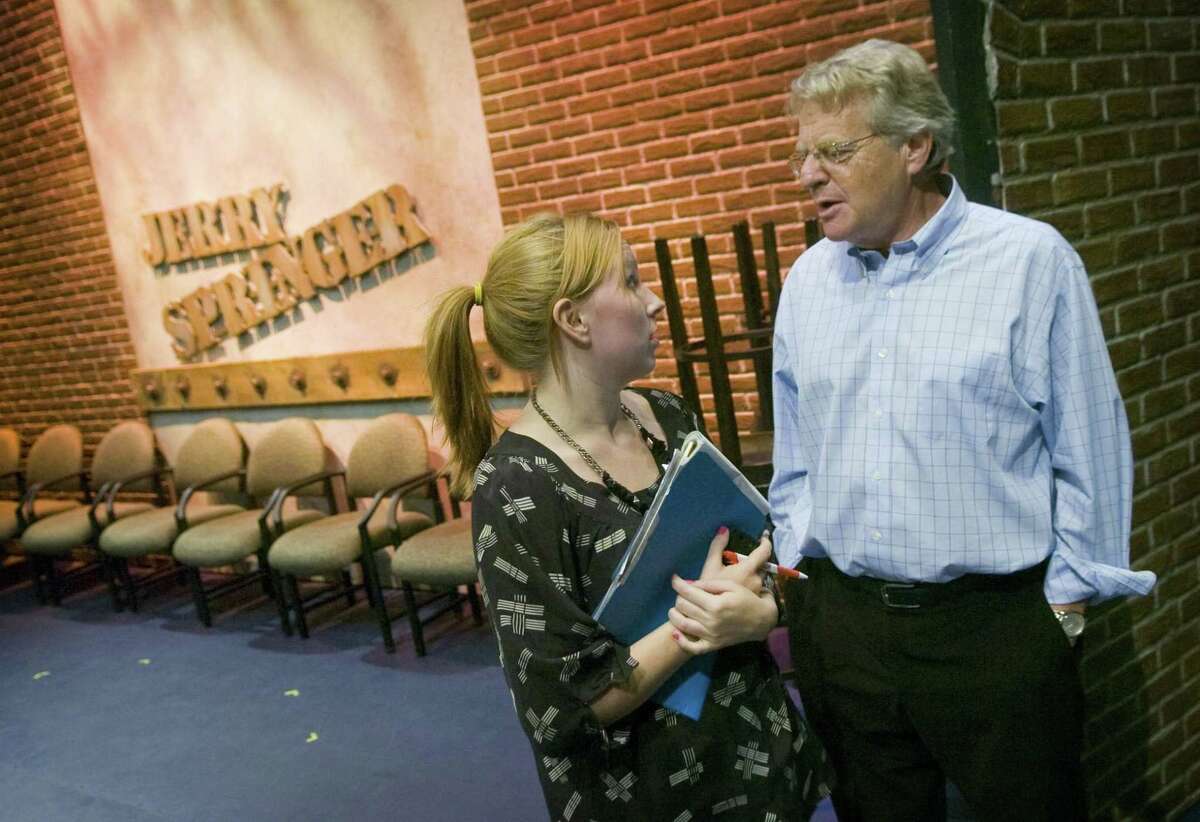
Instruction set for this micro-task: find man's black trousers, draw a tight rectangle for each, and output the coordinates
[786,557,1087,821]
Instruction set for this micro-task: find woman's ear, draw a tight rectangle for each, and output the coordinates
[552,296,590,347]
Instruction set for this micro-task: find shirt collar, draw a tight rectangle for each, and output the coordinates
[845,174,966,276]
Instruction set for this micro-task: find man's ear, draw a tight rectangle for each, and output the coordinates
[904,131,935,176]
[552,296,590,347]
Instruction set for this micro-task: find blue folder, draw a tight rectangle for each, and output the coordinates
[591,431,769,720]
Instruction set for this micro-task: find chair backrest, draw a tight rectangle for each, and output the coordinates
[0,428,18,490]
[346,414,429,499]
[92,421,159,489]
[25,424,83,489]
[174,418,246,493]
[245,417,326,500]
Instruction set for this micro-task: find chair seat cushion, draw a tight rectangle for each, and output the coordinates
[173,508,325,568]
[21,503,155,556]
[269,507,433,576]
[99,504,246,558]
[391,517,476,588]
[0,499,80,541]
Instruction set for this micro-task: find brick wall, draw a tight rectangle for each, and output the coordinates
[0,0,141,462]
[987,1,1199,817]
[465,0,936,430]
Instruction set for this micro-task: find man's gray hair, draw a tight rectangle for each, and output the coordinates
[787,39,957,174]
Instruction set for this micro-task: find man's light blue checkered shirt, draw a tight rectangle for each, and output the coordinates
[770,176,1156,604]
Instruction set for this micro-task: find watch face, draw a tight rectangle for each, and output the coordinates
[1058,611,1086,638]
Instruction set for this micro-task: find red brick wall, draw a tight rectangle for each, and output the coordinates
[987,1,1199,817]
[0,0,141,461]
[465,0,935,430]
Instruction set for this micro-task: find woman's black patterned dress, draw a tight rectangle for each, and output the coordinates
[471,388,831,821]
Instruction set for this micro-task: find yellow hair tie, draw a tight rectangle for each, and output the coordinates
[473,283,484,306]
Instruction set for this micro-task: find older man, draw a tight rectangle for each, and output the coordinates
[771,39,1155,821]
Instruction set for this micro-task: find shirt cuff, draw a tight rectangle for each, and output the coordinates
[1043,547,1157,604]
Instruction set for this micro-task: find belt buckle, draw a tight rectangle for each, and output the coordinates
[880,582,921,609]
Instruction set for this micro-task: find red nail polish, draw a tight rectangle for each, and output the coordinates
[672,631,680,641]
[717,526,728,535]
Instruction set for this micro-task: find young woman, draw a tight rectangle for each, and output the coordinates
[425,213,830,819]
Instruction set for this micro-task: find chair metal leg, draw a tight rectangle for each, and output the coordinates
[402,582,425,657]
[270,570,294,637]
[466,582,483,625]
[360,554,395,653]
[98,553,124,612]
[341,570,355,607]
[31,556,47,604]
[285,575,308,639]
[187,567,212,627]
[120,558,139,613]
[47,558,63,606]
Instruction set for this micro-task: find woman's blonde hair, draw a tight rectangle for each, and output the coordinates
[425,213,623,497]
[787,38,957,176]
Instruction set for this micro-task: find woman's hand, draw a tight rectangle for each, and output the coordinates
[667,527,778,654]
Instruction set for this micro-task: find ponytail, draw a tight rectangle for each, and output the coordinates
[424,286,494,498]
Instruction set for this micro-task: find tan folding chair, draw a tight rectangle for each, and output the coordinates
[98,418,248,611]
[268,413,436,648]
[172,418,334,631]
[21,422,165,608]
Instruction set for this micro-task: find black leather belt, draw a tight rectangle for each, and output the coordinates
[808,557,1047,610]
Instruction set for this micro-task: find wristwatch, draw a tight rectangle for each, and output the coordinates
[1053,609,1086,645]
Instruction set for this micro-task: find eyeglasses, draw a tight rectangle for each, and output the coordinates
[788,134,879,176]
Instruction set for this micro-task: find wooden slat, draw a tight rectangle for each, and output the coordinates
[131,344,527,412]
[691,235,741,466]
[654,238,705,434]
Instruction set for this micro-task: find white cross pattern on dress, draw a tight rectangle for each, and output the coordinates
[668,747,705,786]
[492,555,529,583]
[654,706,678,726]
[561,790,582,821]
[734,741,770,780]
[525,705,560,743]
[548,572,573,592]
[712,794,749,814]
[593,528,627,553]
[712,672,747,706]
[601,770,637,802]
[474,524,497,560]
[766,701,792,736]
[517,647,532,684]
[473,459,495,487]
[500,486,535,523]
[736,705,762,730]
[497,594,546,635]
[542,755,571,783]
[671,811,694,822]
[559,650,580,683]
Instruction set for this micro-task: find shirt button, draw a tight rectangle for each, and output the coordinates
[886,289,896,299]
[877,349,888,359]
[873,408,883,418]
[871,530,883,542]
[872,470,882,481]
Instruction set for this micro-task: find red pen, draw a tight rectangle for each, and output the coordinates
[723,550,807,580]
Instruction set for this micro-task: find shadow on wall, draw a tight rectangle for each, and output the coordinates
[1081,600,1165,821]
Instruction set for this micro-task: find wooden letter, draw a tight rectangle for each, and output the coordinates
[364,190,405,258]
[162,303,196,360]
[217,197,246,249]
[141,213,167,266]
[246,259,293,317]
[182,204,213,258]
[230,195,265,247]
[161,210,192,264]
[211,272,261,336]
[189,201,230,255]
[298,223,348,288]
[384,184,431,249]
[260,242,315,300]
[330,203,385,278]
[251,184,288,244]
[180,286,222,351]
